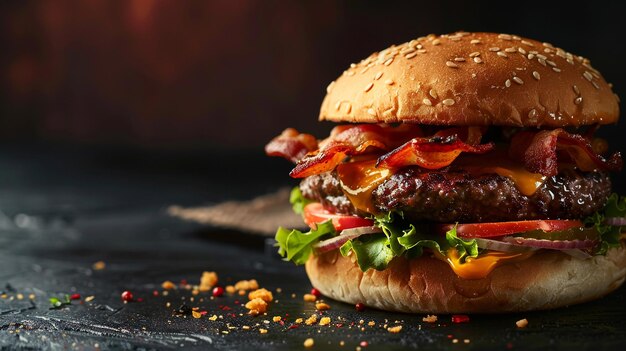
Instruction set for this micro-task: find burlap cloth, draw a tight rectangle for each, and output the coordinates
[167,187,303,236]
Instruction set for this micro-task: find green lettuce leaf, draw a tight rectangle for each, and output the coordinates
[275,220,335,265]
[289,187,312,215]
[445,225,479,260]
[349,235,395,271]
[585,193,626,255]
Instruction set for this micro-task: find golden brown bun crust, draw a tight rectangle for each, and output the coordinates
[305,244,626,313]
[320,32,619,127]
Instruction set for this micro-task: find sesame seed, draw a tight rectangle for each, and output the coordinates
[446,61,459,68]
[429,89,438,99]
[497,51,508,58]
[521,40,535,47]
[544,48,553,54]
[470,39,481,44]
[498,34,512,40]
[346,70,355,76]
[518,47,527,55]
[334,101,341,111]
[546,60,557,67]
[538,58,547,66]
[527,54,535,60]
[543,42,554,48]
[528,108,538,121]
[326,81,335,93]
[350,63,356,68]
[592,81,600,89]
[384,79,394,85]
[405,52,417,59]
[454,57,466,62]
[489,47,500,52]
[360,67,369,74]
[575,97,583,105]
[402,48,416,55]
[469,52,480,58]
[513,77,524,85]
[536,54,547,60]
[552,67,561,73]
[374,72,383,80]
[442,98,455,106]
[567,58,574,65]
[529,50,539,54]
[416,44,423,49]
[364,83,374,92]
[583,71,593,81]
[532,71,541,80]
[473,57,483,64]
[450,36,462,41]
[423,98,432,106]
[512,35,521,40]
[345,103,352,114]
[573,85,580,95]
[367,108,376,116]
[432,39,441,46]
[505,47,517,53]
[505,79,511,88]
[384,58,394,66]
[417,49,427,54]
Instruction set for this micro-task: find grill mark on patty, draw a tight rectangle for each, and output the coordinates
[299,168,611,222]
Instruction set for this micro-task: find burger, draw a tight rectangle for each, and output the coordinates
[265,32,626,313]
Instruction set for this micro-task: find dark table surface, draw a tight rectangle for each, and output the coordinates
[1,144,625,351]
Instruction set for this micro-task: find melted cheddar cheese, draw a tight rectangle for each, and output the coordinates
[436,248,535,280]
[337,159,390,214]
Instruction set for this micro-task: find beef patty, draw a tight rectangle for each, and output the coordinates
[299,168,611,222]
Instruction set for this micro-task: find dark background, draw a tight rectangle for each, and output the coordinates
[1,1,626,151]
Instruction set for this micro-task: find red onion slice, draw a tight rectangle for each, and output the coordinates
[605,217,626,226]
[474,238,537,253]
[313,226,381,254]
[503,236,597,250]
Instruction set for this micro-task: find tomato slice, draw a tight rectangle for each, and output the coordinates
[439,220,584,238]
[303,203,374,232]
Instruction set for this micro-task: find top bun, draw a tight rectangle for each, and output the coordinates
[320,32,619,127]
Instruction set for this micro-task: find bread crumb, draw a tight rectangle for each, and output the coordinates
[303,338,314,348]
[209,315,218,321]
[319,317,331,326]
[272,316,281,322]
[92,261,106,270]
[234,279,259,291]
[259,328,268,334]
[305,314,318,325]
[387,325,403,333]
[84,296,95,302]
[245,298,268,314]
[295,318,303,324]
[367,321,375,326]
[225,285,235,294]
[423,315,438,323]
[516,318,528,328]
[161,281,176,290]
[303,294,316,302]
[192,311,202,319]
[249,288,274,303]
[315,302,330,311]
[198,271,218,292]
[242,325,250,330]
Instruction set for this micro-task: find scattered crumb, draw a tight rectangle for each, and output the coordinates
[295,318,303,324]
[199,271,218,292]
[339,340,345,346]
[161,281,176,290]
[452,339,459,344]
[209,315,218,321]
[248,309,260,317]
[276,288,282,293]
[16,294,23,300]
[303,338,314,348]
[225,285,235,294]
[319,317,331,326]
[234,279,259,291]
[464,339,471,344]
[259,328,268,334]
[84,296,95,302]
[387,325,403,333]
[245,298,268,314]
[272,316,281,322]
[516,318,528,328]
[192,311,202,319]
[92,261,106,270]
[242,325,250,330]
[249,288,274,303]
[315,302,330,311]
[238,290,246,296]
[303,294,316,302]
[291,293,296,298]
[305,314,318,325]
[367,321,375,327]
[359,320,364,325]
[423,315,438,323]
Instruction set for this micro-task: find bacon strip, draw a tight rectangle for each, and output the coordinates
[376,131,495,170]
[510,128,622,176]
[265,128,318,163]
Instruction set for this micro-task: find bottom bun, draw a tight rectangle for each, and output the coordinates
[305,244,626,313]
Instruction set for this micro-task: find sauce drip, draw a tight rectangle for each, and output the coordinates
[337,159,391,214]
[436,248,535,280]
